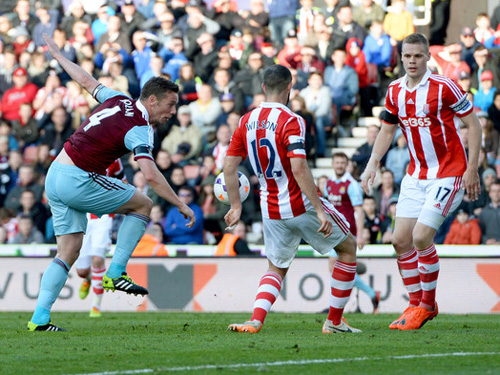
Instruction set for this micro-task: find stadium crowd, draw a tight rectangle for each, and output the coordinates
[0,0,499,248]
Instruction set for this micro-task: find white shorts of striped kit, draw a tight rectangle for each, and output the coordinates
[262,208,350,269]
[396,174,464,229]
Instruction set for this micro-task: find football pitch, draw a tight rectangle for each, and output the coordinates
[2,312,499,375]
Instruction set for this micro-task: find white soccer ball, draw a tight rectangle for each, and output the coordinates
[214,171,250,206]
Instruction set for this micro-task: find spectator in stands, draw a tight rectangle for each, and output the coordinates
[211,68,245,114]
[300,71,332,158]
[47,29,78,83]
[385,132,410,185]
[155,149,176,185]
[160,37,188,83]
[132,223,169,256]
[189,83,222,139]
[479,181,500,244]
[164,185,204,245]
[352,123,380,175]
[141,0,169,34]
[289,95,315,160]
[352,0,385,32]
[324,48,359,128]
[301,12,326,49]
[362,195,382,244]
[322,0,350,28]
[32,69,68,120]
[177,62,199,106]
[488,92,500,134]
[470,46,500,91]
[457,70,473,93]
[207,124,231,173]
[0,136,13,207]
[383,0,414,50]
[181,2,221,55]
[91,4,114,44]
[240,0,269,35]
[60,0,93,39]
[295,0,322,45]
[315,25,337,65]
[208,0,245,43]
[346,37,375,116]
[474,12,495,45]
[10,26,34,60]
[474,71,497,112]
[0,16,14,47]
[9,0,38,35]
[119,0,147,40]
[38,106,73,156]
[131,30,154,81]
[32,6,57,49]
[190,32,220,83]
[198,174,229,243]
[234,51,265,107]
[215,220,254,256]
[69,21,94,58]
[140,55,166,89]
[276,29,302,68]
[0,207,18,243]
[380,195,398,244]
[286,44,325,79]
[267,0,298,48]
[429,43,471,84]
[161,105,203,165]
[9,214,44,244]
[26,51,49,89]
[17,189,50,236]
[11,103,38,148]
[0,226,7,244]
[460,26,482,72]
[155,10,181,49]
[1,67,38,123]
[444,208,481,245]
[363,20,393,75]
[429,0,451,46]
[0,48,17,96]
[334,5,366,44]
[33,143,52,179]
[95,15,132,55]
[372,168,400,218]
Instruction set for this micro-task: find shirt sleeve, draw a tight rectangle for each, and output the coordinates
[94,85,128,104]
[347,180,364,207]
[226,117,247,159]
[283,115,307,159]
[445,80,473,117]
[124,126,154,161]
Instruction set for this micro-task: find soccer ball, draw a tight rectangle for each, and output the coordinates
[213,171,250,206]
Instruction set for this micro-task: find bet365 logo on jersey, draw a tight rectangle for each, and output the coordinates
[400,117,431,127]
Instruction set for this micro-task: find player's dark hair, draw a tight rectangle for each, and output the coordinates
[263,65,292,95]
[140,76,179,102]
[402,33,429,54]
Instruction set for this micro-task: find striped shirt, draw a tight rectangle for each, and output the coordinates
[226,102,312,220]
[383,69,473,179]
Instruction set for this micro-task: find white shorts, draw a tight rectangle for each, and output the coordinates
[396,175,464,229]
[263,204,350,269]
[75,215,113,270]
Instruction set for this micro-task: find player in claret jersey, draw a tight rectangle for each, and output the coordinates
[361,33,482,330]
[27,34,195,332]
[224,64,360,334]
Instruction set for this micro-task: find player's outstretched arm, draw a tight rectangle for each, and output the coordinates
[360,122,396,194]
[137,158,195,228]
[223,155,243,230]
[42,33,100,96]
[291,157,333,238]
[460,111,482,201]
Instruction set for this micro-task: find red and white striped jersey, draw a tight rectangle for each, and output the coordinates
[384,69,473,179]
[226,102,312,220]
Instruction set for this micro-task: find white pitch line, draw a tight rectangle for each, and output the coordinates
[66,352,500,375]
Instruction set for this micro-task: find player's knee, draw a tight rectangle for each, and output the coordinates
[77,268,90,278]
[412,231,433,250]
[392,233,412,253]
[336,234,357,256]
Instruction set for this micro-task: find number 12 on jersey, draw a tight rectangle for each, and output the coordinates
[251,139,282,178]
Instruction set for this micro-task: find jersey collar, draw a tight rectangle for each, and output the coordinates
[260,101,288,110]
[401,68,432,92]
[136,99,149,123]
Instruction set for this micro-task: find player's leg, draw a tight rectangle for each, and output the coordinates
[228,218,298,333]
[28,232,83,331]
[89,255,106,317]
[103,190,152,294]
[75,228,92,300]
[353,274,379,313]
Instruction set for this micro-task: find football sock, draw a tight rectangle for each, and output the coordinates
[91,266,105,309]
[396,248,422,306]
[354,273,377,299]
[250,272,283,324]
[417,244,440,310]
[107,213,150,278]
[31,258,70,325]
[328,261,356,325]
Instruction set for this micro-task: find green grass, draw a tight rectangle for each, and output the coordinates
[1,312,500,375]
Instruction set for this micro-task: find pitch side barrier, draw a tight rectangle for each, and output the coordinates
[1,245,499,314]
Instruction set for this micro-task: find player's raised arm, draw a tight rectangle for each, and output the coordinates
[42,33,100,96]
[137,158,195,228]
[360,121,397,194]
